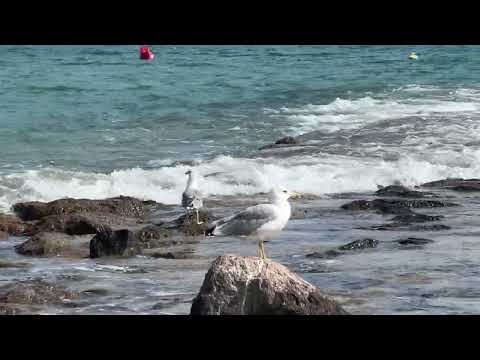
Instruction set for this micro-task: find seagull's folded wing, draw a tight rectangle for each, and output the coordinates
[214,204,277,235]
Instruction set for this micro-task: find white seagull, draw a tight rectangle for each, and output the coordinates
[206,187,296,259]
[182,169,204,225]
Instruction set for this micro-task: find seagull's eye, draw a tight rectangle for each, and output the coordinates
[283,190,287,193]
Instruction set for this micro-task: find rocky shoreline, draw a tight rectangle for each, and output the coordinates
[0,177,478,315]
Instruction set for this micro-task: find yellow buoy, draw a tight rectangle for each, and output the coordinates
[409,52,418,60]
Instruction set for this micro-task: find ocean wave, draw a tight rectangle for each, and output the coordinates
[277,94,480,135]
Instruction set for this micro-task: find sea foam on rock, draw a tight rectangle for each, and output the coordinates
[191,255,348,315]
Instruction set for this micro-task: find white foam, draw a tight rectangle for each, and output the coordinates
[2,151,480,212]
[277,95,480,135]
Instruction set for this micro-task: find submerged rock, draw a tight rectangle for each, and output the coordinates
[0,280,78,305]
[258,136,299,150]
[306,249,342,259]
[364,223,451,231]
[190,255,348,315]
[391,213,443,223]
[0,261,32,268]
[307,238,379,258]
[341,198,458,213]
[396,237,434,246]
[275,136,297,145]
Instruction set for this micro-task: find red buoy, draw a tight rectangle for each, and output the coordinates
[139,46,155,60]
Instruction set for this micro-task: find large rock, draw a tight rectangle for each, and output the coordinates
[13,196,155,221]
[14,232,89,257]
[190,256,348,315]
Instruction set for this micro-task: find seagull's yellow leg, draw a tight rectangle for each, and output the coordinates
[195,209,204,225]
[259,240,267,260]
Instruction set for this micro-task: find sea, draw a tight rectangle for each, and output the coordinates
[2,45,480,314]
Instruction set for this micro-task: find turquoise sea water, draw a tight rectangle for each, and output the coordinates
[1,45,480,208]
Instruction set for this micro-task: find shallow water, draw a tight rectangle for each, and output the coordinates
[2,46,480,314]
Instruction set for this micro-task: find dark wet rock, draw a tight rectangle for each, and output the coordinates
[0,231,8,240]
[191,255,348,315]
[14,232,77,257]
[275,136,297,145]
[258,136,299,150]
[391,213,443,223]
[396,237,434,246]
[81,288,110,296]
[421,178,480,191]
[0,280,78,305]
[341,198,459,213]
[307,238,378,258]
[338,238,379,251]
[306,249,342,259]
[0,213,33,236]
[0,260,32,268]
[13,196,156,221]
[375,185,433,198]
[89,228,141,258]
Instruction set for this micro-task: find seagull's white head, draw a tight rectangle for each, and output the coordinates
[269,187,296,203]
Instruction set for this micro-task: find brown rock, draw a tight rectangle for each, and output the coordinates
[191,255,349,315]
[13,196,155,221]
[0,231,8,240]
